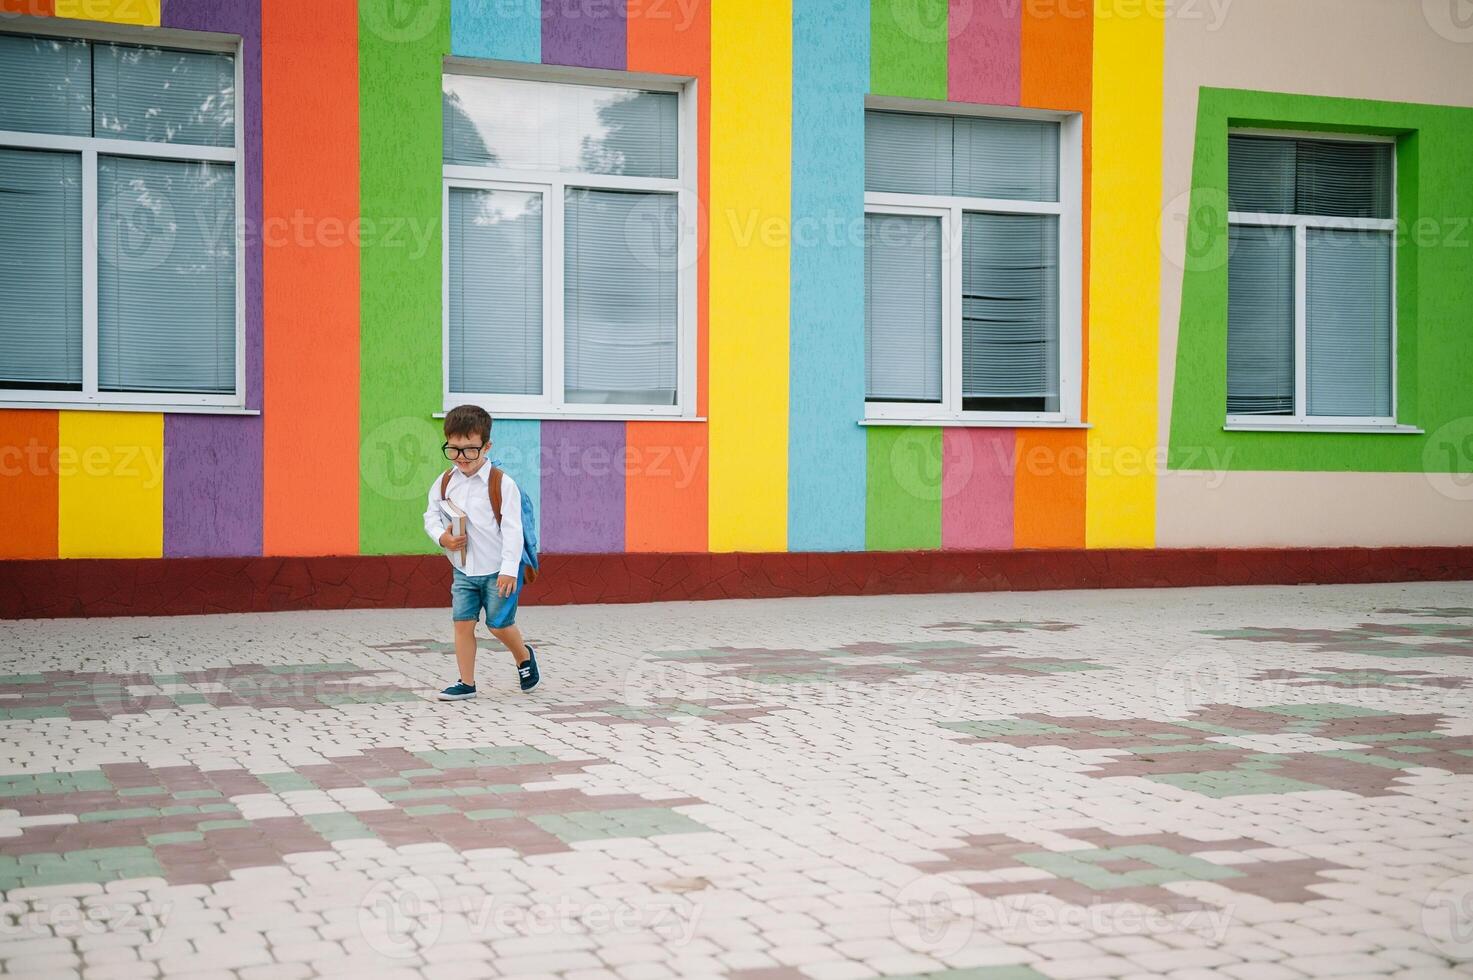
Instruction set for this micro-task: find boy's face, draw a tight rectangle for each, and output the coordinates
[445,429,489,476]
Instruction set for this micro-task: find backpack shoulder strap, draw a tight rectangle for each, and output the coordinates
[438,469,453,500]
[488,467,504,526]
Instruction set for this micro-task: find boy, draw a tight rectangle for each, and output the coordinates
[423,405,541,700]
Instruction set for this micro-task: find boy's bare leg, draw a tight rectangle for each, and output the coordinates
[453,619,478,686]
[490,625,530,665]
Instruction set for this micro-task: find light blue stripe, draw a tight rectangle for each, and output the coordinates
[788,0,868,551]
[450,0,541,63]
[490,419,541,523]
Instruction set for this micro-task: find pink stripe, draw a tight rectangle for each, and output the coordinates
[941,428,1014,549]
[948,0,1020,105]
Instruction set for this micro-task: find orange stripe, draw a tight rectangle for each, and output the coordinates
[0,410,59,558]
[0,0,54,13]
[1021,0,1091,418]
[260,0,360,555]
[626,0,709,551]
[1013,428,1086,548]
[1018,3,1091,541]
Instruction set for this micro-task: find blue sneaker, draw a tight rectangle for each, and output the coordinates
[518,646,540,692]
[437,680,477,701]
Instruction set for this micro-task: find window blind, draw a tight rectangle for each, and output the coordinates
[1306,229,1392,417]
[1229,135,1392,218]
[1226,224,1295,415]
[443,75,677,178]
[92,42,234,147]
[0,148,82,388]
[865,213,942,403]
[563,188,678,406]
[961,212,1059,412]
[97,156,235,393]
[866,110,1059,202]
[447,187,544,396]
[0,33,91,137]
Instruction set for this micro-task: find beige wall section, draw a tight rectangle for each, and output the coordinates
[1158,0,1473,547]
[1158,471,1473,548]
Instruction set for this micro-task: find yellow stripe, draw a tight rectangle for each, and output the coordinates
[1084,0,1162,547]
[57,411,164,558]
[707,0,792,552]
[54,0,161,25]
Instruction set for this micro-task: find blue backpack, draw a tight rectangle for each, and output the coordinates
[438,463,540,584]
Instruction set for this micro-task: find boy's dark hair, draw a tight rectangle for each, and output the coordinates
[444,404,492,445]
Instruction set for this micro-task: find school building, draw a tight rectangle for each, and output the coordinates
[2,0,1472,617]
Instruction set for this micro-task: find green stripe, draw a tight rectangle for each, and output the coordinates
[866,427,942,550]
[870,0,947,100]
[358,0,451,553]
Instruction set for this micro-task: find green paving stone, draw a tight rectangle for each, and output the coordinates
[268,663,360,674]
[939,719,1074,738]
[152,673,187,684]
[305,813,375,842]
[1150,770,1327,797]
[259,772,315,793]
[1260,703,1392,720]
[1356,732,1442,742]
[199,803,238,814]
[1321,751,1413,770]
[0,707,71,721]
[118,787,167,798]
[1147,733,1194,741]
[0,675,45,684]
[80,808,159,822]
[1124,743,1220,755]
[452,786,500,797]
[160,806,201,816]
[415,746,557,770]
[199,820,253,831]
[172,693,209,706]
[400,768,447,778]
[1388,745,1435,754]
[147,832,204,845]
[365,777,410,788]
[172,789,223,800]
[383,788,456,802]
[465,808,516,820]
[404,805,457,817]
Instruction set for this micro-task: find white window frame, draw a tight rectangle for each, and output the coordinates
[862,97,1083,429]
[0,17,248,415]
[441,59,699,421]
[1225,128,1399,432]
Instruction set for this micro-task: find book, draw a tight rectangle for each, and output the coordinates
[438,498,467,569]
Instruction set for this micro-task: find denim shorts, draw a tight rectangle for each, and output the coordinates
[451,566,521,629]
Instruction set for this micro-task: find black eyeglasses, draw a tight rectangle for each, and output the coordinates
[442,443,486,460]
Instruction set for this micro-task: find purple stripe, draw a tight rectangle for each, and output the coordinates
[541,0,626,69]
[540,421,625,553]
[163,415,264,556]
[161,0,263,556]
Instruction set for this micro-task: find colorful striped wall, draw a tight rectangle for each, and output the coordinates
[19,1,1466,567]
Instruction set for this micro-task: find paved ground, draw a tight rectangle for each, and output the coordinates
[1,583,1472,980]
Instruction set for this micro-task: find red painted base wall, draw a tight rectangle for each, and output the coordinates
[3,548,1472,619]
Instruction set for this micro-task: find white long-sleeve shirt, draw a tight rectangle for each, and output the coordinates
[423,462,524,578]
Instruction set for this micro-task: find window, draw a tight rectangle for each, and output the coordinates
[863,106,1081,425]
[0,29,242,410]
[442,68,696,418]
[1227,132,1396,425]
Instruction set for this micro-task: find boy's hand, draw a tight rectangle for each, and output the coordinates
[496,574,517,597]
[439,529,467,550]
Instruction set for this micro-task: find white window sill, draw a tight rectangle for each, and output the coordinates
[436,411,706,423]
[861,417,1091,430]
[1223,422,1423,435]
[0,401,256,416]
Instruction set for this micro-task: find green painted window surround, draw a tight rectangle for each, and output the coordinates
[1169,87,1473,474]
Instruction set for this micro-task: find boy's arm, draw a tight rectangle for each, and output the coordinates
[496,477,524,578]
[424,478,450,546]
